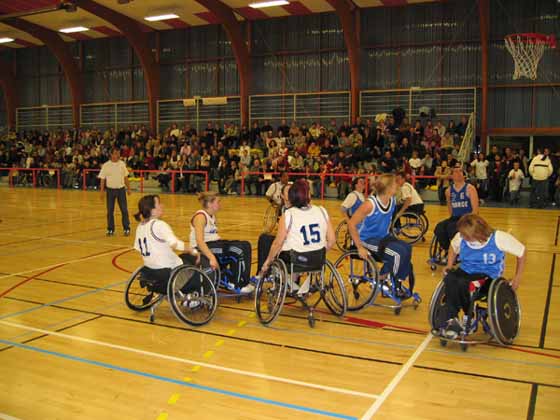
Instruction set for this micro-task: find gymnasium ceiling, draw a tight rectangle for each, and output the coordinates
[0,0,436,49]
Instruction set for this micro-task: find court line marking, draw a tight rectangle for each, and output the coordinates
[0,246,130,281]
[0,320,379,400]
[0,413,24,420]
[0,280,127,320]
[0,338,357,420]
[360,333,433,419]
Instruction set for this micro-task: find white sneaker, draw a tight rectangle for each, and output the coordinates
[240,284,255,294]
[297,277,311,296]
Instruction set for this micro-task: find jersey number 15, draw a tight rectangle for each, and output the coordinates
[300,223,321,246]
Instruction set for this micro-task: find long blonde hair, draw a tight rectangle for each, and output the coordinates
[457,214,494,242]
[198,191,218,208]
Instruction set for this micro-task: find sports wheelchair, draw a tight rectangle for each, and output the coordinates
[263,203,282,234]
[427,235,460,271]
[124,253,256,326]
[335,220,352,252]
[429,276,521,351]
[333,249,421,315]
[124,263,217,326]
[254,248,347,328]
[390,211,429,245]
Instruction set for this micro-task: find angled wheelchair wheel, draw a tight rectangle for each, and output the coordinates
[124,266,163,311]
[322,260,347,317]
[333,251,379,311]
[488,278,521,345]
[168,265,218,327]
[391,212,425,245]
[263,205,279,234]
[255,259,288,325]
[420,212,430,234]
[428,280,448,332]
[335,220,352,252]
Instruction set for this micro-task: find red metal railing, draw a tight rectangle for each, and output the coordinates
[240,171,375,199]
[7,167,61,189]
[82,169,209,193]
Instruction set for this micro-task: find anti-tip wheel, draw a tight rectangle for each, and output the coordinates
[394,307,402,315]
[440,339,447,347]
[430,264,437,271]
[460,343,468,352]
[308,315,316,328]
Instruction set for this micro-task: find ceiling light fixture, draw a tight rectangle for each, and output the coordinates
[144,14,179,22]
[59,26,89,33]
[0,37,15,44]
[249,1,289,8]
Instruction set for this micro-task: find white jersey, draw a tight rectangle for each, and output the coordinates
[282,205,329,252]
[398,182,423,206]
[266,181,286,206]
[134,219,185,269]
[189,210,220,248]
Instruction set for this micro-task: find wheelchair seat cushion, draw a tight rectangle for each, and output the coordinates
[140,267,171,295]
[289,248,326,273]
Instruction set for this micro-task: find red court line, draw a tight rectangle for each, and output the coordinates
[0,227,102,247]
[111,249,134,274]
[0,265,65,298]
[0,247,128,298]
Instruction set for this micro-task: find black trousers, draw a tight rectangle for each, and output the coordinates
[443,268,491,320]
[434,216,459,250]
[257,233,276,273]
[106,187,130,231]
[206,239,252,286]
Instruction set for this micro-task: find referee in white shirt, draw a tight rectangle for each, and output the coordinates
[99,148,131,236]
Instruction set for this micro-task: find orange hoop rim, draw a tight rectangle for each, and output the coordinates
[505,33,557,48]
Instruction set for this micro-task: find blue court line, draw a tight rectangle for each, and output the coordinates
[0,338,357,420]
[0,280,127,320]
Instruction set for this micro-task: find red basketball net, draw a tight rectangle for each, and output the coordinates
[504,33,556,80]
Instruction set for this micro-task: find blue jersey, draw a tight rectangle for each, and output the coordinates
[358,195,396,241]
[460,232,504,279]
[450,183,472,217]
[347,191,364,216]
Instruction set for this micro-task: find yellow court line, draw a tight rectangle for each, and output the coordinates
[0,320,378,399]
[215,340,224,348]
[237,320,247,327]
[156,413,168,420]
[203,350,215,359]
[167,394,181,405]
[226,329,237,335]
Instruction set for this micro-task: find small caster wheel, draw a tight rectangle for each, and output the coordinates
[236,295,242,303]
[440,339,447,347]
[149,314,155,323]
[394,307,402,315]
[460,343,468,352]
[413,302,419,310]
[308,316,316,328]
[430,264,437,271]
[422,237,426,242]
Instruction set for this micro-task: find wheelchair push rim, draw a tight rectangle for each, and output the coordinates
[124,266,165,311]
[335,220,352,252]
[322,260,348,317]
[391,212,425,245]
[255,259,288,325]
[168,265,218,327]
[333,251,379,311]
[488,278,521,345]
[428,279,448,332]
[263,204,279,234]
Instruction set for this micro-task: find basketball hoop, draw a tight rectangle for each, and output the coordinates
[504,33,556,80]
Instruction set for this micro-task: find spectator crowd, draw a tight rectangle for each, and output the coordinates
[0,115,558,208]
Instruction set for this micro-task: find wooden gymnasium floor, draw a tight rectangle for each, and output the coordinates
[0,187,559,420]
